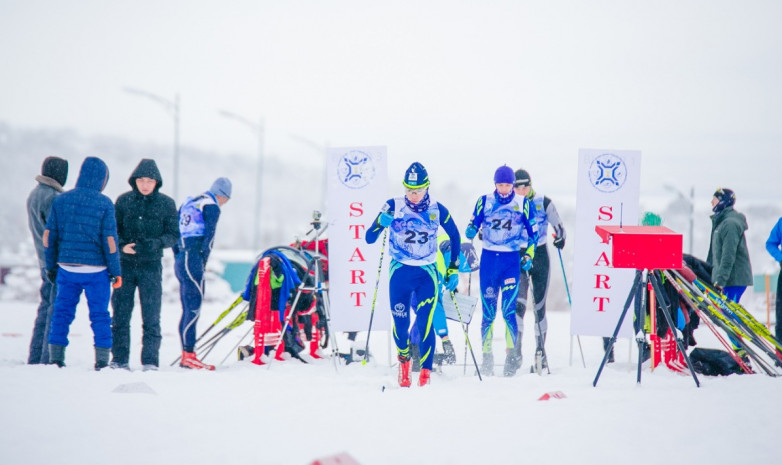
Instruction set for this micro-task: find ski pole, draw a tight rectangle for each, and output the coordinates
[449,291,482,381]
[363,228,388,365]
[170,295,245,366]
[558,247,586,368]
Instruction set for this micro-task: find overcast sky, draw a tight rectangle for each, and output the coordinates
[2,0,781,205]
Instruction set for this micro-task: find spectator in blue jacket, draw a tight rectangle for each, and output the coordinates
[766,216,782,343]
[26,156,68,364]
[43,156,122,370]
[174,177,231,370]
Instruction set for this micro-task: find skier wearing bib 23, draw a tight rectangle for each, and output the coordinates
[365,162,461,388]
[465,165,538,377]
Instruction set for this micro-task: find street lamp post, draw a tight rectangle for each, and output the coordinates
[219,110,264,251]
[123,87,180,201]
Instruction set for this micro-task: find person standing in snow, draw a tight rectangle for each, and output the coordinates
[43,156,122,370]
[766,215,782,344]
[365,162,461,387]
[512,168,566,373]
[174,177,231,370]
[110,159,178,371]
[706,188,753,303]
[26,156,69,364]
[465,165,538,377]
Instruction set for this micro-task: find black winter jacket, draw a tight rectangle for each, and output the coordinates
[115,159,178,263]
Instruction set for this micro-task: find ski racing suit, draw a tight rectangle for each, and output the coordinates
[515,190,566,361]
[468,191,537,357]
[366,196,460,371]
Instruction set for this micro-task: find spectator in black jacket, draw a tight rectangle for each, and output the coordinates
[110,159,178,370]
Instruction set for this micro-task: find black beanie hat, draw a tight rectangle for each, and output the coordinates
[514,169,531,187]
[42,156,68,187]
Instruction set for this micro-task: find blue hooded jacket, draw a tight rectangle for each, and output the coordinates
[44,157,122,278]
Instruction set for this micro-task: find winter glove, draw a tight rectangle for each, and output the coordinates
[377,212,394,228]
[465,224,478,240]
[553,236,565,249]
[520,254,532,272]
[110,276,123,289]
[46,268,58,283]
[444,262,460,292]
[712,282,723,293]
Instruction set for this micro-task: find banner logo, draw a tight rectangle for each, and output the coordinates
[337,151,376,189]
[589,153,627,193]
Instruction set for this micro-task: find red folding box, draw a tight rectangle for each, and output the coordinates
[594,225,683,270]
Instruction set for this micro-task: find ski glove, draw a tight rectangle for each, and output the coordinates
[110,276,123,289]
[377,212,394,228]
[520,254,533,271]
[46,268,58,283]
[465,224,478,240]
[553,236,565,249]
[444,262,459,292]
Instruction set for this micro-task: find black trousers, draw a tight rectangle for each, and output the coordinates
[111,260,163,366]
[515,245,551,351]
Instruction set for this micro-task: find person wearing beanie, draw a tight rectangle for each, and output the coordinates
[512,168,567,374]
[464,165,538,376]
[365,162,461,387]
[109,159,179,370]
[26,156,69,364]
[706,188,752,300]
[173,177,232,370]
[43,156,122,370]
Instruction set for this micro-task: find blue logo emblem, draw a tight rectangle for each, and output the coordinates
[588,153,627,193]
[337,150,376,189]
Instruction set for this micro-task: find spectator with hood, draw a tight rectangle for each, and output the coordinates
[707,188,753,303]
[26,156,68,364]
[44,156,122,370]
[110,158,178,371]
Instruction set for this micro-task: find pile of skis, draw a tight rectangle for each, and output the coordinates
[663,268,782,376]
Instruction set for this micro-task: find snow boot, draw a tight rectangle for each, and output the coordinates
[504,351,520,377]
[419,368,431,386]
[411,344,421,372]
[480,352,494,376]
[94,347,110,371]
[441,339,456,365]
[109,361,130,370]
[180,351,215,371]
[398,356,412,388]
[49,344,65,368]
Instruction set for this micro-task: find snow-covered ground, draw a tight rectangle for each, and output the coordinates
[1,286,780,465]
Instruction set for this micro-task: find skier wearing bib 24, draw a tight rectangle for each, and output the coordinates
[174,177,232,370]
[512,168,566,373]
[365,162,461,387]
[465,165,538,376]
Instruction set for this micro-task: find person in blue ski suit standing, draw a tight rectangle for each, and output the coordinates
[465,165,538,376]
[766,215,782,344]
[365,162,461,387]
[43,156,122,370]
[26,156,68,365]
[174,177,231,370]
[512,168,566,373]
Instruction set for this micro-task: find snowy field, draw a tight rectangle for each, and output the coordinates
[1,290,780,465]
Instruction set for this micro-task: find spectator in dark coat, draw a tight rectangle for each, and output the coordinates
[43,156,122,370]
[110,159,178,370]
[26,156,68,364]
[706,188,753,303]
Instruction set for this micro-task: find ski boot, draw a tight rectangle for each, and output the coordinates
[503,351,521,377]
[411,344,421,372]
[398,356,412,388]
[441,339,456,365]
[480,352,494,376]
[419,368,431,386]
[530,348,548,375]
[180,351,215,371]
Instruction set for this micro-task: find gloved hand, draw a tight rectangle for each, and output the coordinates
[520,254,532,271]
[465,224,478,240]
[377,212,394,228]
[712,282,723,293]
[444,262,459,292]
[46,268,58,283]
[110,276,123,289]
[553,236,565,249]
